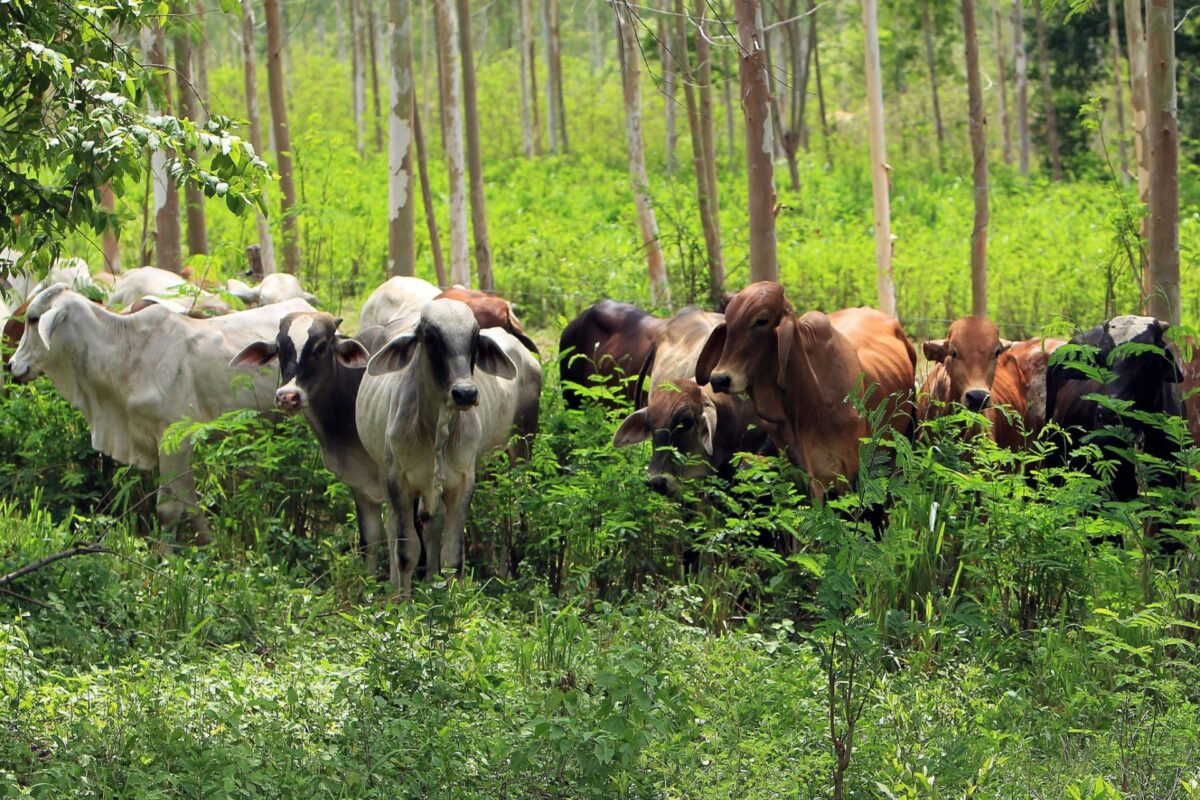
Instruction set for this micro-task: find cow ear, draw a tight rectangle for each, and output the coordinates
[613,409,651,447]
[923,339,949,362]
[776,316,795,387]
[367,332,418,375]
[695,323,726,385]
[476,333,517,380]
[37,306,65,350]
[230,340,279,368]
[699,396,718,456]
[334,337,370,368]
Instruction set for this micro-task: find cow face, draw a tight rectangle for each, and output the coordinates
[231,312,369,412]
[367,299,516,409]
[1096,316,1182,427]
[8,284,72,383]
[697,282,791,396]
[923,317,1011,411]
[614,380,718,495]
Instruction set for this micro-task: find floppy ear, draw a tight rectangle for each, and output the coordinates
[695,323,726,385]
[36,306,66,350]
[334,337,370,368]
[230,340,279,369]
[776,315,795,387]
[476,333,517,380]
[613,409,651,447]
[367,332,418,375]
[699,395,718,456]
[923,339,949,362]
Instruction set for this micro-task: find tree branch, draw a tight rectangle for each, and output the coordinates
[0,543,112,588]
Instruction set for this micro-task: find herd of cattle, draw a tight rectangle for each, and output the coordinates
[2,257,1199,595]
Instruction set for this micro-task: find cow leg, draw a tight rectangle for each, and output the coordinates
[353,492,384,577]
[157,442,210,545]
[386,479,421,599]
[439,479,475,577]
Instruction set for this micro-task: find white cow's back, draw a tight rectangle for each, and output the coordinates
[107,267,192,309]
[359,276,440,329]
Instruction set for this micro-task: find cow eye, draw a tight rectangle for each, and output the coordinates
[949,349,958,359]
[312,341,327,355]
[753,317,769,329]
[679,416,694,431]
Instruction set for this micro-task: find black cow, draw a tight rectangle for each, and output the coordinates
[558,300,665,409]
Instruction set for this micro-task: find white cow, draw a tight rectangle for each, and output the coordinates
[107,266,230,315]
[358,276,440,329]
[9,285,315,539]
[227,273,319,307]
[355,299,542,597]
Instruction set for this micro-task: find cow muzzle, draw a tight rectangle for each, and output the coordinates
[963,389,991,412]
[7,359,37,384]
[450,383,479,408]
[709,373,733,394]
[646,473,678,496]
[274,386,305,412]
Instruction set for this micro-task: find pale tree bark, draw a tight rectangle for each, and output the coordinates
[434,0,471,286]
[368,0,385,154]
[100,183,121,273]
[351,0,368,155]
[242,0,276,274]
[861,0,895,316]
[735,0,778,284]
[1145,0,1178,323]
[195,0,209,126]
[388,0,416,277]
[674,0,724,302]
[142,23,183,274]
[422,0,433,132]
[1032,1,1062,180]
[1012,0,1031,176]
[173,27,208,257]
[921,0,945,170]
[694,0,719,211]
[518,0,537,157]
[962,0,989,317]
[1106,0,1129,183]
[720,43,736,166]
[588,0,602,74]
[265,0,300,273]
[616,2,670,305]
[1125,0,1150,206]
[457,0,494,291]
[660,0,677,174]
[542,0,568,154]
[413,96,447,286]
[994,4,1013,166]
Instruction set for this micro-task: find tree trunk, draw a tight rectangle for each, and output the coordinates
[457,0,494,291]
[734,0,778,284]
[994,4,1013,166]
[588,0,602,74]
[694,0,719,216]
[434,0,471,286]
[1032,1,1062,180]
[422,0,434,134]
[542,0,567,154]
[265,0,301,273]
[962,0,989,317]
[173,27,208,257]
[388,0,416,278]
[351,0,368,155]
[195,1,210,125]
[100,182,121,273]
[720,43,736,166]
[616,2,670,305]
[920,0,945,171]
[1012,0,1031,176]
[368,0,385,154]
[1145,0,1178,323]
[862,0,895,316]
[242,0,277,275]
[1125,0,1150,209]
[812,1,832,168]
[413,96,447,287]
[675,0,724,302]
[660,0,677,174]
[518,0,536,157]
[1108,0,1129,183]
[142,24,183,274]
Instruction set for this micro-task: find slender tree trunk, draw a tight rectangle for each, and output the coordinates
[542,0,567,154]
[1108,0,1130,183]
[434,0,470,286]
[388,0,416,277]
[242,0,276,274]
[962,0,989,316]
[734,0,778,284]
[173,27,208,257]
[994,4,1013,166]
[518,0,535,157]
[694,0,719,215]
[195,0,210,125]
[142,24,183,274]
[616,2,670,305]
[1032,1,1062,180]
[422,0,434,134]
[812,1,831,168]
[265,0,301,273]
[720,43,736,167]
[413,96,447,286]
[1125,0,1150,208]
[542,0,556,154]
[588,0,602,74]
[457,0,494,290]
[368,0,385,154]
[660,0,677,174]
[862,0,895,316]
[920,0,945,171]
[351,0,368,155]
[1013,0,1031,176]
[100,182,121,273]
[521,0,543,156]
[675,0,724,302]
[1145,0,1178,323]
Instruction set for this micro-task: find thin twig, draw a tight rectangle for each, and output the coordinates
[0,543,112,588]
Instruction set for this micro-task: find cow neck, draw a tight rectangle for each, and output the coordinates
[779,315,862,432]
[305,358,365,449]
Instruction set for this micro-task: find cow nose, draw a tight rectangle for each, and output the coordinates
[451,385,479,407]
[964,389,991,411]
[275,388,302,411]
[646,475,675,495]
[709,373,732,393]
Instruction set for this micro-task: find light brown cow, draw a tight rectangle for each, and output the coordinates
[696,282,916,500]
[989,337,1066,449]
[918,317,1012,417]
[436,286,539,354]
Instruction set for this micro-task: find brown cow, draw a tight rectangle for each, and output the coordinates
[989,337,1066,449]
[559,300,665,409]
[696,282,916,500]
[918,316,1013,417]
[436,287,539,354]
